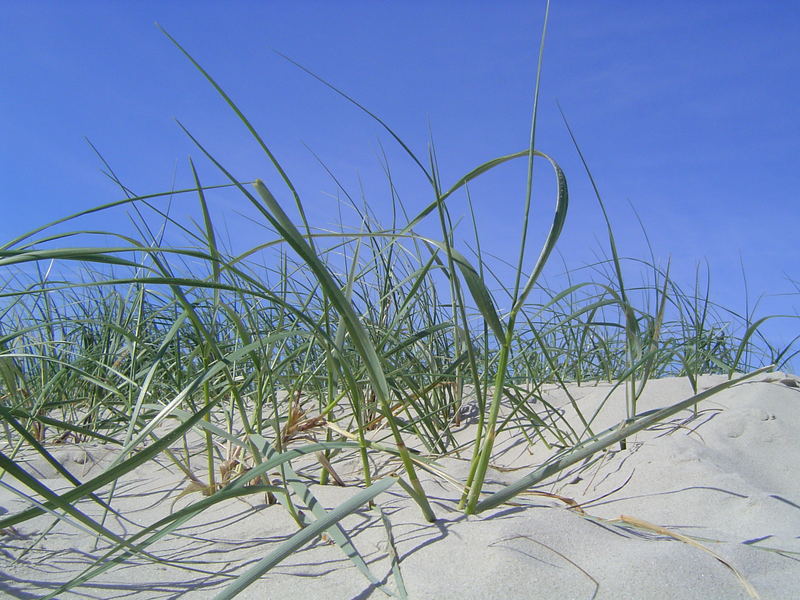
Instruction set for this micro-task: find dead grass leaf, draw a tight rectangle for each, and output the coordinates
[618,514,760,599]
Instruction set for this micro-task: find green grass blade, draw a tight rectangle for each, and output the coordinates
[475,365,773,513]
[252,179,435,520]
[213,477,397,600]
[249,434,392,596]
[420,238,504,341]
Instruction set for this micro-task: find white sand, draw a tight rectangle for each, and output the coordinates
[2,372,799,599]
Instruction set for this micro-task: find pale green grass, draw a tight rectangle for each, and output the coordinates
[0,8,797,598]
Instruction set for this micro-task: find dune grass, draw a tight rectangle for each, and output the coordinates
[1,12,797,599]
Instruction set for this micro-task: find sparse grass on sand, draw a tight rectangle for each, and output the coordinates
[1,9,798,600]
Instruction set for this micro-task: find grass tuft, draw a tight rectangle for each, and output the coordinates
[0,9,795,598]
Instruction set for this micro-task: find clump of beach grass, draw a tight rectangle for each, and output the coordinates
[0,8,796,599]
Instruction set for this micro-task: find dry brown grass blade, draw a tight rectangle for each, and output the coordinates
[515,490,586,514]
[618,514,760,599]
[363,400,406,431]
[315,451,346,486]
[281,401,327,444]
[489,534,599,597]
[169,479,213,512]
[324,421,467,494]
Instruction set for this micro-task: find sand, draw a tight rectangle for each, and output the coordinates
[1,372,799,599]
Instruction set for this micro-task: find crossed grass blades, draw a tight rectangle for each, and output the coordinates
[1,12,796,600]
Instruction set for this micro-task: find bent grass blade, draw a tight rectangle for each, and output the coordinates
[474,365,773,514]
[213,477,398,600]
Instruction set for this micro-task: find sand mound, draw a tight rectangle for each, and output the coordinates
[1,373,798,599]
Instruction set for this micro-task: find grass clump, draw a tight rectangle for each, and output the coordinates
[0,13,796,599]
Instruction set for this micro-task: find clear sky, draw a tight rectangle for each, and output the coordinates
[1,1,798,350]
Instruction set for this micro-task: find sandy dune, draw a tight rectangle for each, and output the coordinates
[1,372,798,599]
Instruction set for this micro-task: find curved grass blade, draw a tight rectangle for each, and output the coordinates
[379,505,407,600]
[0,184,240,251]
[40,484,281,600]
[510,152,568,314]
[420,238,504,342]
[0,394,215,529]
[251,178,435,520]
[0,334,283,530]
[618,515,761,599]
[39,440,363,599]
[158,24,314,242]
[213,477,397,600]
[249,434,394,596]
[475,365,772,513]
[728,315,783,376]
[0,452,161,560]
[272,51,432,185]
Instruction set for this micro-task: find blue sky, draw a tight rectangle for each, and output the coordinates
[1,1,798,351]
